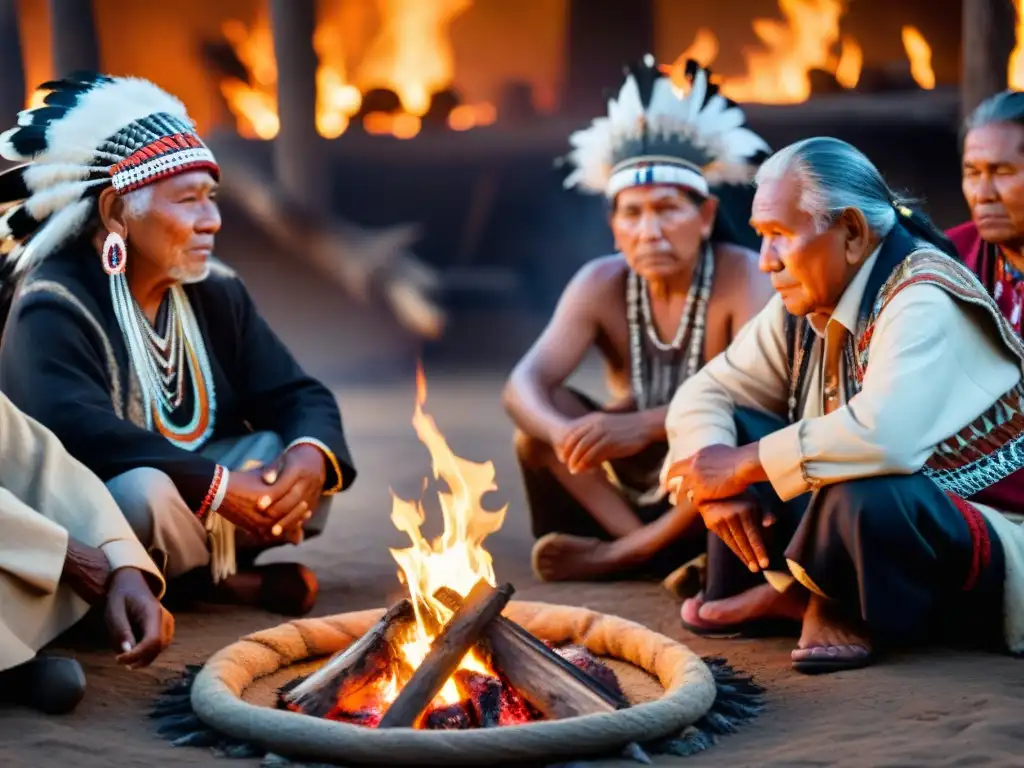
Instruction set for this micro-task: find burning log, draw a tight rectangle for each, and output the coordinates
[281,599,414,718]
[434,586,626,719]
[378,580,515,728]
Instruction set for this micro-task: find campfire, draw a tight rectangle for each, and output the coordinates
[278,365,628,731]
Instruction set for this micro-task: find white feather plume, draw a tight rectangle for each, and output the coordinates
[7,198,94,274]
[563,61,770,196]
[24,178,108,221]
[22,162,101,193]
[0,77,192,165]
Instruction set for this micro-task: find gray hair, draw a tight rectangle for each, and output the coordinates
[122,185,155,218]
[964,89,1024,137]
[754,137,913,236]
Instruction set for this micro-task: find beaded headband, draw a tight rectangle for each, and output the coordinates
[0,72,220,274]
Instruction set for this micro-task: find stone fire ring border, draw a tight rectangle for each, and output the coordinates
[189,600,724,766]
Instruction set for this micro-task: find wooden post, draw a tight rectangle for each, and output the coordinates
[565,0,655,116]
[268,0,326,212]
[0,0,24,119]
[378,580,514,728]
[961,0,1018,120]
[48,0,100,77]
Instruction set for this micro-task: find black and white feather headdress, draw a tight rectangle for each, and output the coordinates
[563,57,770,199]
[0,72,219,274]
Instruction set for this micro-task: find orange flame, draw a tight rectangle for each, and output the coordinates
[219,0,495,140]
[901,26,934,90]
[386,362,507,706]
[1011,1,1024,90]
[665,1,935,104]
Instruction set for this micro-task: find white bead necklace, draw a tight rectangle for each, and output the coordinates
[627,243,714,409]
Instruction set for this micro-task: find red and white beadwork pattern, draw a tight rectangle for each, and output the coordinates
[109,133,219,195]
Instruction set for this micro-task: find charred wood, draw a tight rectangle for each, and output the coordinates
[378,580,514,728]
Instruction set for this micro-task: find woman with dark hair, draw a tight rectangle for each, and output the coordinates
[503,57,774,586]
[950,89,1024,333]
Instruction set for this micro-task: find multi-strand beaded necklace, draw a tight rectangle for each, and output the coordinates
[626,244,714,409]
[110,279,216,451]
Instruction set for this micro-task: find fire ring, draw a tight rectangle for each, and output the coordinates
[182,600,756,765]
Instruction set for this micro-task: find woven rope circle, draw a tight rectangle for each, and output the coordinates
[190,600,717,766]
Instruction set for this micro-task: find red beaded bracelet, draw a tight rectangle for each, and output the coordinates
[197,465,226,521]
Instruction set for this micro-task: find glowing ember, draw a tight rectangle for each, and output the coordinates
[901,26,935,90]
[387,362,507,706]
[219,0,496,140]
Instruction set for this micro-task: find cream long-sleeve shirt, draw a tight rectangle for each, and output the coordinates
[662,248,1022,502]
[0,390,164,670]
[662,247,1024,653]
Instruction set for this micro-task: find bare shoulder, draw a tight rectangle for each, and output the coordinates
[712,242,763,293]
[572,254,629,288]
[562,254,629,302]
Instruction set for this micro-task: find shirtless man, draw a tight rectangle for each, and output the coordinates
[503,58,773,584]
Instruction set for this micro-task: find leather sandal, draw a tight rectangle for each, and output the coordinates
[791,644,874,674]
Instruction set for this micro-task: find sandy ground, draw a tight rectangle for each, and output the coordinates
[1,371,1023,768]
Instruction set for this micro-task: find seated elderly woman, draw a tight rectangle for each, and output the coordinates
[0,73,356,616]
[948,90,1024,334]
[663,137,1024,674]
[0,385,172,714]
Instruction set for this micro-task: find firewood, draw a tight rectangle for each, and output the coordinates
[378,580,514,728]
[433,586,626,718]
[281,599,414,717]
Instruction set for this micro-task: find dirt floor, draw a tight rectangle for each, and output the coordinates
[1,371,1022,768]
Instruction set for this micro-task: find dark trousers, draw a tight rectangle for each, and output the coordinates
[708,408,1006,649]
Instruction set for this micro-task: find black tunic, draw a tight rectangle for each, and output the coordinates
[0,237,356,511]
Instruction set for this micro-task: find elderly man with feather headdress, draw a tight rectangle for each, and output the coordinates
[0,73,356,617]
[503,58,774,586]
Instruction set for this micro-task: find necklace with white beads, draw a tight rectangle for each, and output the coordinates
[627,243,714,409]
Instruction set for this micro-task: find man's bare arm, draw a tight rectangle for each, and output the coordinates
[502,261,609,443]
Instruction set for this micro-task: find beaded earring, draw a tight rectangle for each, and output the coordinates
[102,231,127,276]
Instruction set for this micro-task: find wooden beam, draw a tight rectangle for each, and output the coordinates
[0,0,23,120]
[48,0,99,76]
[565,0,655,116]
[378,580,514,728]
[268,0,326,211]
[961,0,1018,119]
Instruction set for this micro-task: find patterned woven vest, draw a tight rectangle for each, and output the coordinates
[851,248,1024,499]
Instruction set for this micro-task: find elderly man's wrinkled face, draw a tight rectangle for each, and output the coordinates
[963,122,1024,246]
[611,185,717,281]
[750,175,855,317]
[125,170,221,284]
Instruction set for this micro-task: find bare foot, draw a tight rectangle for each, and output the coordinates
[209,563,319,616]
[700,583,807,624]
[792,594,873,673]
[531,533,615,581]
[681,584,806,634]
